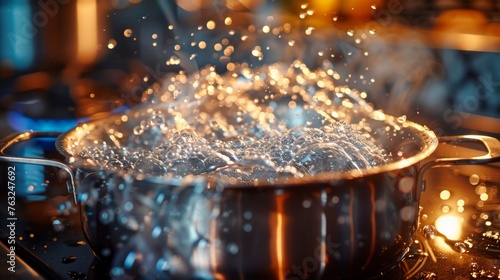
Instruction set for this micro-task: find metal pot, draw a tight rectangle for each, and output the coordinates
[1,104,500,279]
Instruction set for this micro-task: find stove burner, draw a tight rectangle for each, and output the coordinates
[7,111,77,133]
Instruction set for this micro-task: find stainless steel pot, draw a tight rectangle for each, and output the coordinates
[1,104,500,279]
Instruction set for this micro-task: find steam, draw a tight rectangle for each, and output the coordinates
[337,29,439,118]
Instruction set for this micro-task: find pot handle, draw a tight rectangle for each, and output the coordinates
[418,135,500,192]
[0,131,77,203]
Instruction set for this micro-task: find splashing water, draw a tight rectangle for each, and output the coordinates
[422,224,437,240]
[76,61,387,184]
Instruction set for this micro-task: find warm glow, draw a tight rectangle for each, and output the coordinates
[271,193,285,280]
[435,215,463,241]
[480,193,489,201]
[76,0,98,64]
[176,0,211,12]
[439,190,451,200]
[310,0,340,14]
[277,196,284,280]
[207,20,216,30]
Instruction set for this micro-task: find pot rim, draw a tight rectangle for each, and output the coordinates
[55,106,439,187]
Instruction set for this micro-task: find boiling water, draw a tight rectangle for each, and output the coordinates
[77,62,388,184]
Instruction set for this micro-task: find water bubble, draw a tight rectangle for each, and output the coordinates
[167,55,181,65]
[58,200,74,216]
[52,219,65,232]
[101,248,112,257]
[99,208,115,224]
[302,200,311,208]
[107,39,117,49]
[293,142,361,174]
[134,157,167,176]
[243,224,252,232]
[453,242,468,253]
[400,206,416,222]
[243,211,252,220]
[106,158,125,171]
[422,224,437,239]
[398,176,414,193]
[205,154,230,172]
[227,243,239,255]
[123,29,133,37]
[110,267,125,278]
[469,174,480,185]
[439,190,451,200]
[133,126,143,136]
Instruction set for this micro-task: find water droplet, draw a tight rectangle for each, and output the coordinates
[52,219,65,232]
[101,248,112,257]
[243,224,252,232]
[227,243,239,255]
[107,39,117,49]
[302,200,311,208]
[123,28,133,37]
[133,126,143,135]
[243,211,252,220]
[99,208,115,224]
[422,224,437,239]
[439,190,451,200]
[398,176,414,193]
[453,242,468,253]
[110,267,125,277]
[61,256,77,264]
[397,115,407,123]
[469,174,480,185]
[347,30,354,36]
